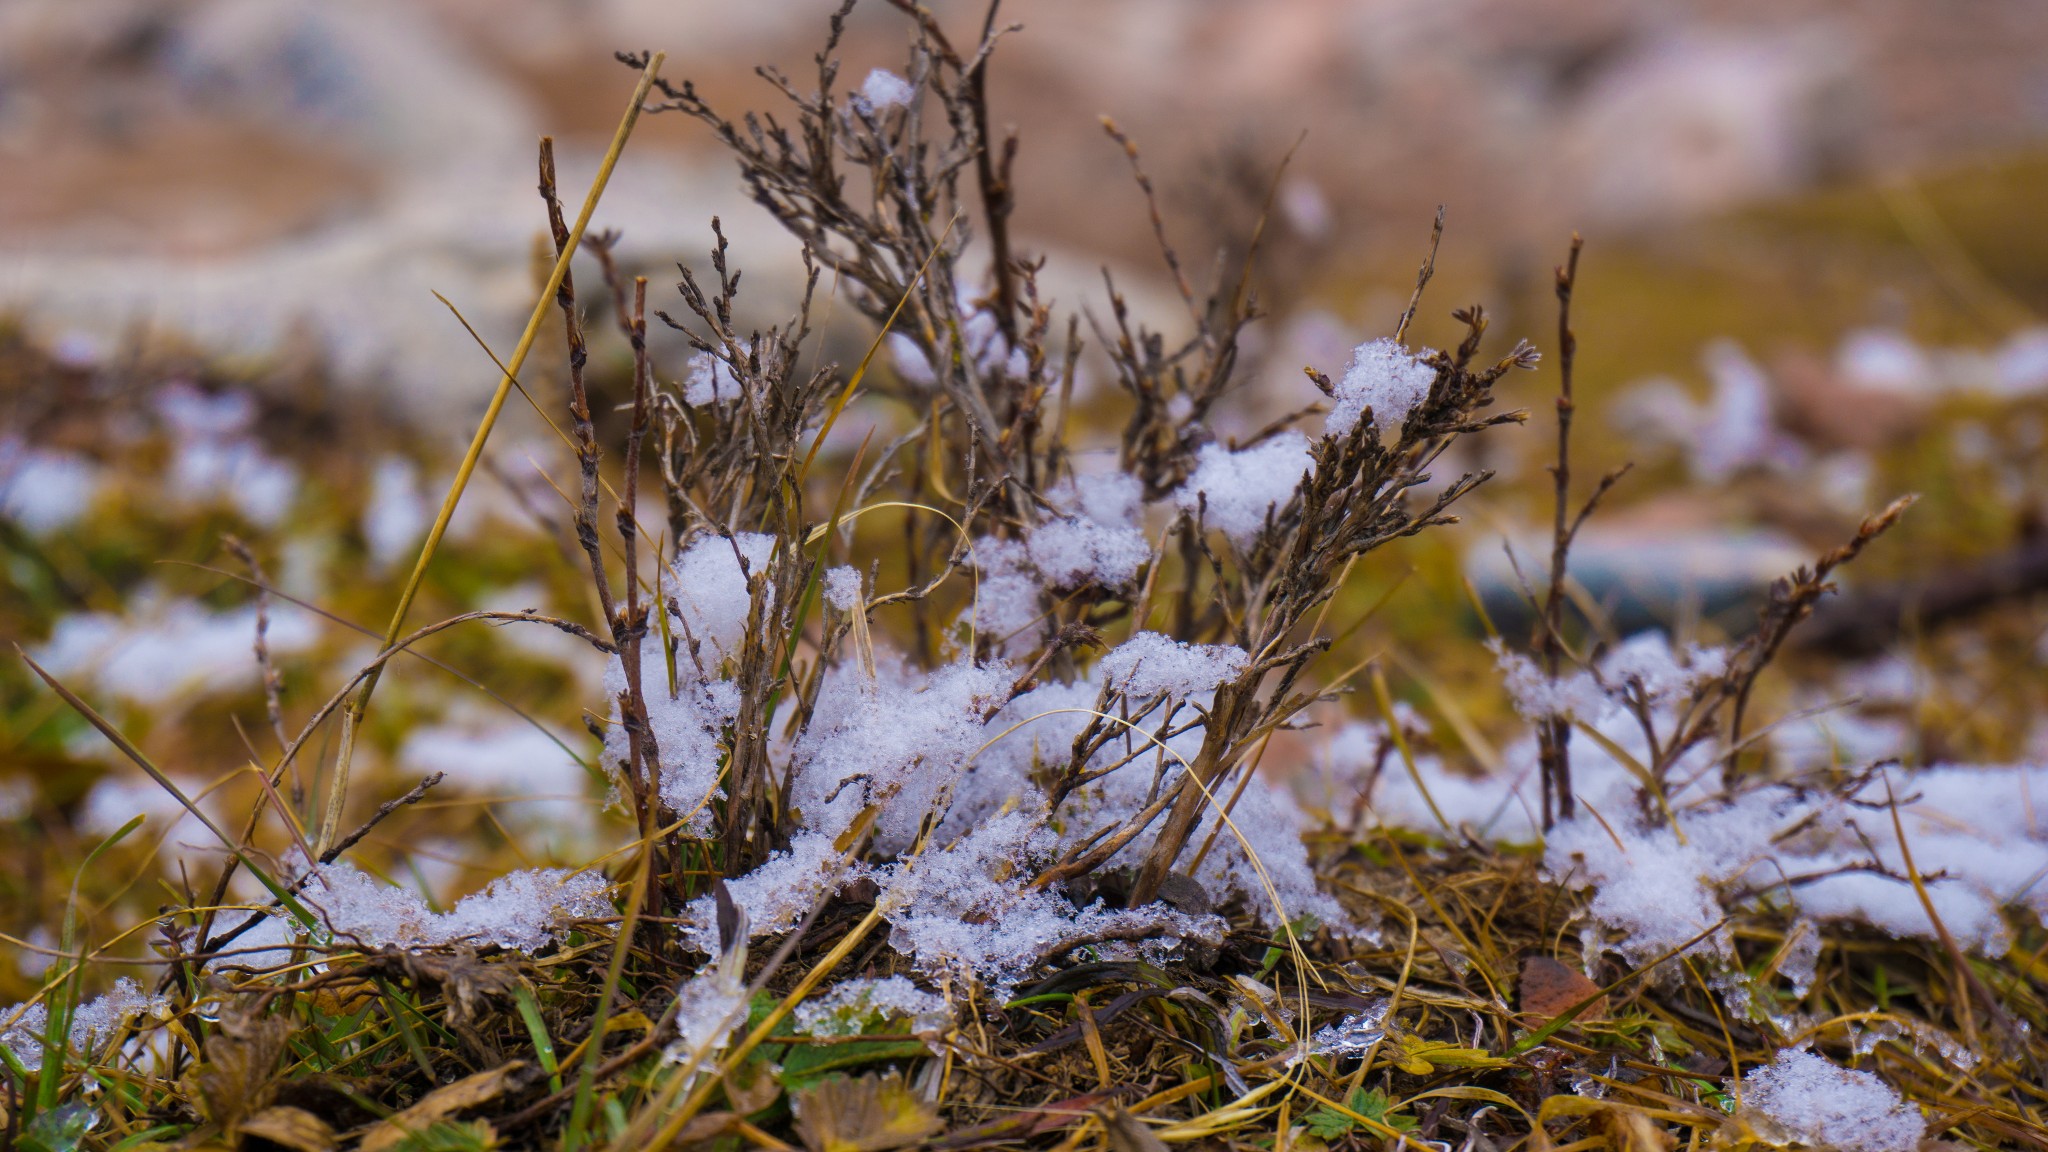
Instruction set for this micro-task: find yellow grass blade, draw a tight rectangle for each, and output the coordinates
[315,54,665,857]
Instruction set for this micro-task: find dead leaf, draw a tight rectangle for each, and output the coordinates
[928,1091,1109,1148]
[1599,1104,1676,1152]
[667,1110,737,1149]
[183,1012,294,1130]
[237,1105,337,1152]
[721,1055,782,1115]
[1101,1108,1170,1152]
[1539,1092,1673,1149]
[359,1062,527,1152]
[359,950,525,1027]
[792,1072,941,1152]
[307,979,379,1019]
[1519,956,1606,1022]
[1156,872,1213,917]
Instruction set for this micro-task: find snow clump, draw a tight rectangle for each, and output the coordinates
[1465,631,2043,961]
[684,350,744,405]
[964,537,1044,656]
[1027,471,1151,589]
[598,641,741,831]
[678,831,848,955]
[362,455,429,571]
[1174,432,1312,547]
[298,862,609,953]
[1545,789,1795,965]
[35,591,319,707]
[824,565,864,611]
[790,655,1011,853]
[667,957,749,1075]
[1327,338,1436,437]
[0,777,29,823]
[2,978,169,1066]
[1098,631,1249,700]
[1741,1049,1924,1152]
[873,808,1223,989]
[156,382,300,526]
[1488,633,1726,724]
[670,533,776,660]
[1185,772,1352,932]
[856,69,914,112]
[887,332,935,385]
[0,439,104,534]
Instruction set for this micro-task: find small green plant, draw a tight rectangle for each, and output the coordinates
[1301,1087,1418,1141]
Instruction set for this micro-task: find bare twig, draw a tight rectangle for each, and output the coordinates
[1537,234,1584,830]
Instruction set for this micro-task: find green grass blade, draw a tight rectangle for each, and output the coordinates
[514,985,564,1094]
[37,814,145,1113]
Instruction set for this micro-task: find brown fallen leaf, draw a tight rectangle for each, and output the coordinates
[667,1111,739,1149]
[929,1091,1111,1148]
[1519,956,1607,1022]
[1101,1108,1170,1152]
[359,1062,527,1152]
[306,979,378,1020]
[183,1012,295,1131]
[356,950,526,1027]
[237,1105,338,1152]
[721,1054,782,1116]
[1599,1103,1677,1152]
[792,1072,941,1152]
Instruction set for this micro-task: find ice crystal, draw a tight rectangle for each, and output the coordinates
[1,978,168,1066]
[793,977,950,1036]
[1291,1000,1390,1065]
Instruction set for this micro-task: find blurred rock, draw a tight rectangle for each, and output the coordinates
[1465,512,1811,635]
[0,0,795,426]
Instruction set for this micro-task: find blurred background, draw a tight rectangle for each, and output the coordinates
[6,0,2048,409]
[3,0,2046,972]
